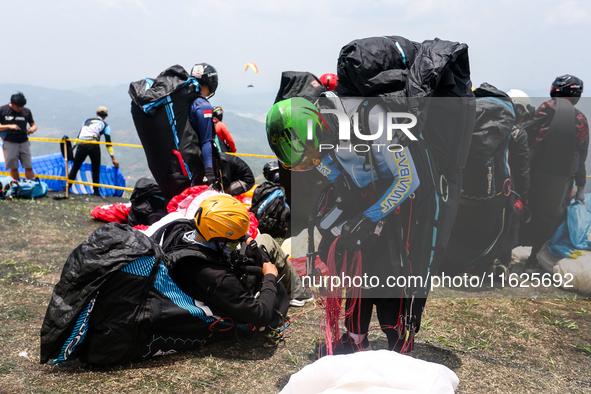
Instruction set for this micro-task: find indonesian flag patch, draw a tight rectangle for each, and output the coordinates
[203,110,213,118]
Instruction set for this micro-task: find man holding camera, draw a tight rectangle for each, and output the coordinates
[152,195,310,338]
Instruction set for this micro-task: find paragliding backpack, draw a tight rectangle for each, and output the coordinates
[274,71,327,103]
[334,35,475,193]
[214,133,230,153]
[60,135,74,161]
[320,35,475,282]
[127,178,168,227]
[250,182,290,238]
[129,65,218,199]
[3,178,49,199]
[526,98,577,236]
[440,85,517,272]
[40,223,253,366]
[461,84,515,200]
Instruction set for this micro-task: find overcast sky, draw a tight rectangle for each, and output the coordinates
[2,0,590,100]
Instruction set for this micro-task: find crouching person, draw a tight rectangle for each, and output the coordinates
[154,194,290,336]
[40,195,290,367]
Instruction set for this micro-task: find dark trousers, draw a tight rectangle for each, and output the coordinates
[345,296,427,350]
[68,143,101,195]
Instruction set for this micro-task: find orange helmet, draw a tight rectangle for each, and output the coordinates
[195,194,250,241]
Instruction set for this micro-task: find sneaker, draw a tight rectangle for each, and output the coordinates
[318,333,369,358]
[289,289,314,307]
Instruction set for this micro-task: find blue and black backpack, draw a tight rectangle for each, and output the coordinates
[40,223,248,366]
[250,182,290,238]
[129,65,219,199]
[1,178,48,199]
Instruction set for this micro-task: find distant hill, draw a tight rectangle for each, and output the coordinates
[0,84,274,186]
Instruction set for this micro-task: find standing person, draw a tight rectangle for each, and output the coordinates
[68,106,119,196]
[212,106,237,153]
[267,35,474,358]
[440,84,525,275]
[189,63,220,187]
[266,96,423,355]
[523,75,589,268]
[507,89,534,204]
[494,89,533,268]
[0,92,37,180]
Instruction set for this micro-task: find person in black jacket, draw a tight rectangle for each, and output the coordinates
[521,76,588,268]
[494,89,533,267]
[219,152,255,196]
[507,89,534,204]
[154,194,290,331]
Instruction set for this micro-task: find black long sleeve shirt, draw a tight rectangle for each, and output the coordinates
[156,219,279,327]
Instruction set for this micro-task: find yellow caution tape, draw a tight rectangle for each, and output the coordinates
[66,179,134,192]
[29,137,275,158]
[29,137,143,148]
[11,138,275,194]
[225,152,277,159]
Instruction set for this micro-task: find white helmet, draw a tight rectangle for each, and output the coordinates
[507,89,535,123]
[507,89,533,109]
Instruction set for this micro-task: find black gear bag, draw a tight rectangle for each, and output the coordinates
[250,182,291,238]
[40,223,250,366]
[127,178,168,226]
[129,65,204,199]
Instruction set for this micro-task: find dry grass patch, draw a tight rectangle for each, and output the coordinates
[1,193,590,393]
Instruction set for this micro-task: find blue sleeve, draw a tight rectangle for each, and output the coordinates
[316,155,341,181]
[363,148,420,222]
[189,98,214,168]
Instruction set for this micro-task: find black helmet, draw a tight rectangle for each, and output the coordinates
[191,63,219,97]
[213,106,223,121]
[263,160,280,183]
[551,74,583,104]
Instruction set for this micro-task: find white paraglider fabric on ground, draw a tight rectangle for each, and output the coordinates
[141,189,221,237]
[279,350,459,394]
[537,245,591,294]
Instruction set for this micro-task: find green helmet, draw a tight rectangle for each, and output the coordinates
[266,97,326,171]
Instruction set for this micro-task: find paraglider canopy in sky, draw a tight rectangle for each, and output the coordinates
[244,63,258,88]
[244,62,258,73]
